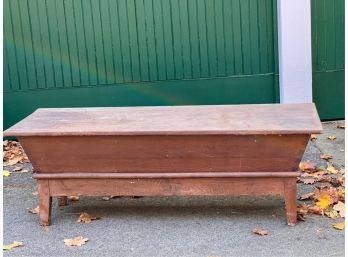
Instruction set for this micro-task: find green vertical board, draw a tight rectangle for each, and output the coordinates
[4,0,278,130]
[312,0,344,119]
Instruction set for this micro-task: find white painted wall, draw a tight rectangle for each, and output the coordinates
[277,0,312,103]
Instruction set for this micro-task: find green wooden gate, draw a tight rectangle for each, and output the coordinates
[4,0,278,129]
[312,0,345,119]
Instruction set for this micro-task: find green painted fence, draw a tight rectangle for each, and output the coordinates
[4,0,278,129]
[312,0,345,119]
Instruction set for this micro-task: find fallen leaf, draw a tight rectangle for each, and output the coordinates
[20,169,29,173]
[325,208,339,219]
[68,196,79,201]
[77,212,100,223]
[6,156,23,166]
[333,201,345,218]
[64,236,88,246]
[316,195,332,210]
[338,187,345,201]
[337,124,345,129]
[313,187,339,211]
[3,141,29,166]
[299,161,317,172]
[298,177,316,184]
[32,191,38,196]
[28,206,40,214]
[308,205,324,215]
[327,163,340,174]
[102,195,119,201]
[327,135,337,140]
[332,222,345,230]
[330,177,343,187]
[298,192,314,201]
[310,134,318,140]
[320,154,333,160]
[13,166,22,172]
[252,227,268,236]
[3,170,11,177]
[3,241,23,250]
[297,204,309,221]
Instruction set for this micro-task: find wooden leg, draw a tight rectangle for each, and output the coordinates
[284,178,297,226]
[58,196,68,206]
[38,180,52,226]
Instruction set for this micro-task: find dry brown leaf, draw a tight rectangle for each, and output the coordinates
[298,192,314,201]
[252,227,268,236]
[68,196,79,201]
[28,206,39,214]
[310,134,318,140]
[102,195,119,201]
[337,124,345,129]
[320,154,333,160]
[298,177,316,184]
[13,166,22,172]
[299,161,317,172]
[327,135,337,140]
[327,163,340,174]
[77,212,100,223]
[20,169,29,173]
[337,187,345,201]
[6,156,23,166]
[3,141,29,166]
[308,205,324,215]
[297,204,309,221]
[332,222,345,230]
[325,208,339,219]
[333,201,345,218]
[64,236,88,246]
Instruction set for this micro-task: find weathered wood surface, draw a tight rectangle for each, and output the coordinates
[4,103,322,136]
[3,103,323,226]
[20,135,309,173]
[46,177,286,197]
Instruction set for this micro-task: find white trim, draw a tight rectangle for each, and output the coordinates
[277,0,312,103]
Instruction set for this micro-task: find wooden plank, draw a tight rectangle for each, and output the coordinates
[19,135,308,173]
[33,172,299,179]
[47,177,285,196]
[4,103,322,136]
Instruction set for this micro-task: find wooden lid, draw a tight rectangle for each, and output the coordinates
[4,103,323,136]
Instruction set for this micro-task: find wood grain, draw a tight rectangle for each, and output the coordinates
[4,103,323,136]
[46,177,286,196]
[19,135,309,173]
[5,103,322,226]
[33,171,300,179]
[284,178,297,226]
[38,180,52,226]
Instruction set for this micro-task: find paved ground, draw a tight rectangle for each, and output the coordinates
[3,121,345,257]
